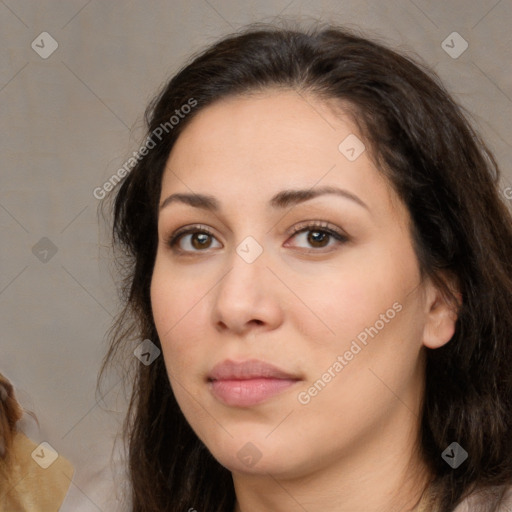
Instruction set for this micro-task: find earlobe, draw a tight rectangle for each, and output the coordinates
[422,277,461,349]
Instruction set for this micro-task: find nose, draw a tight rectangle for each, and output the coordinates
[212,247,284,336]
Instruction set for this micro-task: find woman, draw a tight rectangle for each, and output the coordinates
[100,22,512,512]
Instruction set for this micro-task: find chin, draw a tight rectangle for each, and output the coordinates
[204,435,309,478]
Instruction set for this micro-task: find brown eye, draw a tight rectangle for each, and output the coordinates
[189,232,213,249]
[167,226,222,253]
[286,221,349,251]
[306,230,330,247]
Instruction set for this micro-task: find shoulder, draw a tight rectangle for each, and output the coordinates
[453,484,512,512]
[500,485,512,509]
[0,430,74,512]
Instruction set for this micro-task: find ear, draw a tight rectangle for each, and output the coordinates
[422,273,461,349]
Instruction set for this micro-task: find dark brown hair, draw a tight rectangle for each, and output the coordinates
[99,21,512,512]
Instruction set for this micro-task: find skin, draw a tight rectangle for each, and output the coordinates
[150,90,458,512]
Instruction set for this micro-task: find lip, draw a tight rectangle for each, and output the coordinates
[207,359,301,407]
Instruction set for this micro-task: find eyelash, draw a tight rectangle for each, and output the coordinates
[166,221,349,254]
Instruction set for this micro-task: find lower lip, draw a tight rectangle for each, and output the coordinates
[209,378,299,407]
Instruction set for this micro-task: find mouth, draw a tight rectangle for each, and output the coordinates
[207,359,302,407]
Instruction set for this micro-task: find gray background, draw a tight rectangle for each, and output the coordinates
[1,1,511,510]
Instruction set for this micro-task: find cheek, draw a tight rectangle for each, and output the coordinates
[150,262,209,375]
[298,249,415,344]
[297,241,424,384]
[151,250,213,329]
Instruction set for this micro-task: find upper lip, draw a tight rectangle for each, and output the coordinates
[208,359,300,381]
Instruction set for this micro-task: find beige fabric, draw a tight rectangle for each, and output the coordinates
[414,482,512,512]
[453,485,512,512]
[0,431,74,512]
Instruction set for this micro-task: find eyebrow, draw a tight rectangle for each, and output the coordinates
[159,185,369,212]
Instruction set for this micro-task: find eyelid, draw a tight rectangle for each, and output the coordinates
[171,224,215,239]
[285,220,348,239]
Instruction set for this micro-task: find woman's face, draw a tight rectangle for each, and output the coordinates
[151,90,450,478]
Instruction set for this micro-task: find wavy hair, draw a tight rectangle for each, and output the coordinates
[99,21,512,512]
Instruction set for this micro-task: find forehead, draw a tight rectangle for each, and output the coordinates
[168,90,354,169]
[161,90,404,220]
